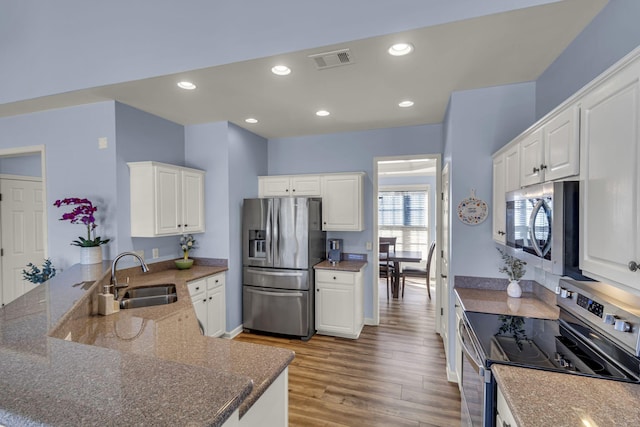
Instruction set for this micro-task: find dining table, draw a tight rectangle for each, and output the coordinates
[385,250,423,298]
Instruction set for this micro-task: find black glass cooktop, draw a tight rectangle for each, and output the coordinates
[463,311,640,382]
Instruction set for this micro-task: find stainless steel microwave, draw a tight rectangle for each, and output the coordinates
[505,181,586,279]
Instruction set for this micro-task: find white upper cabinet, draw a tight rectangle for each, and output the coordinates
[259,175,321,197]
[543,106,580,181]
[580,58,640,292]
[519,128,544,186]
[321,173,365,232]
[258,172,365,232]
[519,105,580,187]
[492,143,519,243]
[129,161,205,237]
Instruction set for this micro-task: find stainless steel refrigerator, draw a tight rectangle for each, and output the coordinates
[242,197,326,340]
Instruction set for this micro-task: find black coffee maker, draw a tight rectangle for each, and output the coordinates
[327,239,343,264]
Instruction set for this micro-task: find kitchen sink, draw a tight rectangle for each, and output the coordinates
[121,284,176,299]
[119,284,178,309]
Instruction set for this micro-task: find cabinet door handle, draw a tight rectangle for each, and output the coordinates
[184,223,188,227]
[292,188,296,192]
[540,164,547,170]
[532,166,540,173]
[316,288,320,292]
[441,274,448,279]
[629,261,639,272]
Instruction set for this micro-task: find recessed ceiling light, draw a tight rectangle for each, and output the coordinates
[399,100,414,108]
[245,118,258,124]
[388,43,414,56]
[177,81,196,90]
[316,110,330,117]
[271,65,291,76]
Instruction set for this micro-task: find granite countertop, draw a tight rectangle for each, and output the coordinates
[454,276,559,319]
[0,259,293,426]
[493,364,640,426]
[314,260,367,272]
[454,287,559,319]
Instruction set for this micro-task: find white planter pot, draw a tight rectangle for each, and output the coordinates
[507,280,522,298]
[80,246,102,265]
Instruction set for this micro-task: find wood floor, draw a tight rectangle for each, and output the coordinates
[234,279,462,426]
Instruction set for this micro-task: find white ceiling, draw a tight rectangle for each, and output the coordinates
[0,0,608,139]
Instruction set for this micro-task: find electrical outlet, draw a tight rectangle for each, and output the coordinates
[366,241,372,250]
[98,137,108,149]
[152,248,159,259]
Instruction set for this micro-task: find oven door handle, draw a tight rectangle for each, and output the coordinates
[245,288,304,298]
[458,319,486,376]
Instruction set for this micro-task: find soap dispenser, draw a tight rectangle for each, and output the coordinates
[98,284,118,315]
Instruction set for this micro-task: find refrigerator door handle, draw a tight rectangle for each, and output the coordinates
[245,268,304,277]
[266,199,272,264]
[273,198,280,265]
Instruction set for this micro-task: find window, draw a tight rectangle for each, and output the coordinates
[378,185,430,267]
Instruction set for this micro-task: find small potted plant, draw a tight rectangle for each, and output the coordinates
[54,198,110,264]
[176,234,196,270]
[497,247,526,298]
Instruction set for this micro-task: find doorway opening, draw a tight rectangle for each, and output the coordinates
[372,154,441,331]
[0,145,48,306]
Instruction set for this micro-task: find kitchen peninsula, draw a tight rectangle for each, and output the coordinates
[0,260,293,426]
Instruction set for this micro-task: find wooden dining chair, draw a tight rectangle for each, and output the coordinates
[379,242,394,299]
[379,236,397,253]
[401,241,436,299]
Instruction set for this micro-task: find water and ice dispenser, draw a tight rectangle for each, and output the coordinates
[248,229,266,259]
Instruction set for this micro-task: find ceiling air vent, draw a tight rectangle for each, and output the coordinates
[308,48,354,70]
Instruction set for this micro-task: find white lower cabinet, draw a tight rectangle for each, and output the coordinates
[188,272,226,338]
[239,368,288,427]
[496,386,519,427]
[315,268,364,339]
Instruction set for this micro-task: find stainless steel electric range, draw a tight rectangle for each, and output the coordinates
[458,279,640,426]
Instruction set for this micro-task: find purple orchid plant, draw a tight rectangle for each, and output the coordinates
[53,198,110,247]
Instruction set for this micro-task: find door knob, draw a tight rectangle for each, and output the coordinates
[629,261,639,272]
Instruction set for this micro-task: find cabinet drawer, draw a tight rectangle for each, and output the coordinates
[316,270,355,285]
[188,278,206,297]
[207,273,225,291]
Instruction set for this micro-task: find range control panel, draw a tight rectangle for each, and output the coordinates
[576,293,604,318]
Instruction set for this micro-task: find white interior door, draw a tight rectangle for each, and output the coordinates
[438,164,450,342]
[1,178,44,305]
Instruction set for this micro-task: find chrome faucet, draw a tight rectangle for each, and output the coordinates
[111,252,150,299]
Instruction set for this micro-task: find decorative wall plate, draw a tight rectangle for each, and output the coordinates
[457,189,488,225]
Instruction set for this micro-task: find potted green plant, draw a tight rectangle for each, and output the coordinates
[54,198,110,264]
[176,234,196,270]
[497,247,526,298]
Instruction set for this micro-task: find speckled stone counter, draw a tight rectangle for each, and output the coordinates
[314,260,367,272]
[0,259,294,426]
[492,364,640,426]
[454,276,559,319]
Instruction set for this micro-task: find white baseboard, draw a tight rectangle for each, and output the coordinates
[224,324,244,339]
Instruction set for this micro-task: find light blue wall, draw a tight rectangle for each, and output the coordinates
[447,82,535,277]
[536,0,640,118]
[268,124,443,319]
[0,102,117,269]
[185,121,268,332]
[228,124,268,330]
[0,154,41,177]
[115,102,186,263]
[443,81,536,373]
[0,0,560,104]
